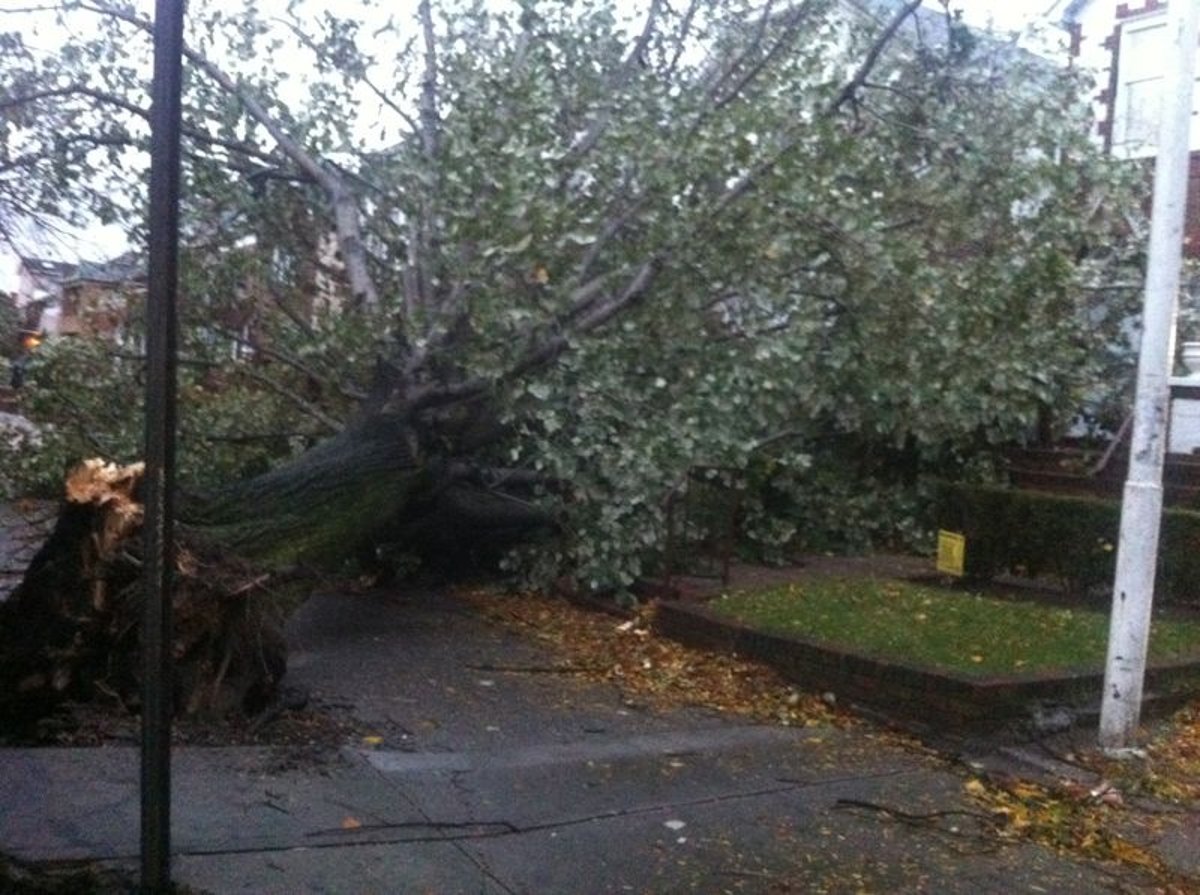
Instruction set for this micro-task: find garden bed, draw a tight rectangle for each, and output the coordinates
[655,578,1200,734]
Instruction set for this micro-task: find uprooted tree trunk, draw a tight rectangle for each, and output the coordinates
[0,412,556,723]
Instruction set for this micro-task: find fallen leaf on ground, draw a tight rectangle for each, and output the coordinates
[455,588,843,729]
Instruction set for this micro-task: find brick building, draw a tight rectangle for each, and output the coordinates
[1055,0,1200,255]
[11,253,144,341]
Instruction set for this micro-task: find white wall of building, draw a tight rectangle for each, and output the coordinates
[1066,0,1200,159]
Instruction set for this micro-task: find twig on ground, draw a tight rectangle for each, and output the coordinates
[834,797,994,826]
[463,662,602,675]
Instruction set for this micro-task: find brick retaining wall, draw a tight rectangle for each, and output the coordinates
[655,601,1200,732]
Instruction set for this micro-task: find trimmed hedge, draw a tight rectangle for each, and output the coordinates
[936,483,1200,605]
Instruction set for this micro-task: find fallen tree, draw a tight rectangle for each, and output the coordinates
[0,418,555,719]
[0,0,1142,720]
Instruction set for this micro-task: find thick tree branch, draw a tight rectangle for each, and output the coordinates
[407,0,443,317]
[272,14,422,136]
[750,429,806,453]
[230,365,345,434]
[79,0,384,316]
[260,281,319,339]
[573,198,651,283]
[706,3,925,218]
[703,0,777,102]
[711,2,815,110]
[827,0,924,116]
[664,0,703,80]
[0,4,61,13]
[561,0,663,166]
[404,260,660,413]
[417,0,442,162]
[681,2,816,145]
[208,324,366,403]
[532,259,658,356]
[0,84,278,164]
[558,271,623,330]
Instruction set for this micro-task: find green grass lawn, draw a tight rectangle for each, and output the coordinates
[707,578,1200,677]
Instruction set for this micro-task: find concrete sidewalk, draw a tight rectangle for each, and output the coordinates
[0,732,1131,894]
[0,587,1193,893]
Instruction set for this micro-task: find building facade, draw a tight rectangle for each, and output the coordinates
[1057,0,1200,254]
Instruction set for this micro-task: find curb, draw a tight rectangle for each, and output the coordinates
[655,600,1200,733]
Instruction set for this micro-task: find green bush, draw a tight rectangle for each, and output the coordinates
[0,335,334,499]
[739,446,944,564]
[936,483,1200,605]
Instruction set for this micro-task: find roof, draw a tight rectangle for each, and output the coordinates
[1060,0,1093,25]
[18,257,76,280]
[68,252,145,285]
[847,0,1052,68]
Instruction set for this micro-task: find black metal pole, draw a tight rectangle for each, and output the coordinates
[142,0,186,890]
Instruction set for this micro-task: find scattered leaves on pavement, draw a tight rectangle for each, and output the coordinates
[2,694,370,757]
[1084,702,1200,806]
[962,770,1196,890]
[456,588,843,729]
[460,586,1199,891]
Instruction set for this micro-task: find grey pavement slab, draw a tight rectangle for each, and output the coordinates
[0,587,1184,892]
[0,734,1139,894]
[1155,820,1200,878]
[283,588,740,754]
[0,726,920,861]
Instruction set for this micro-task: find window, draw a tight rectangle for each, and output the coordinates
[1112,15,1200,158]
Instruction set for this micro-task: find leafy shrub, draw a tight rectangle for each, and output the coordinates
[739,447,942,563]
[936,483,1200,605]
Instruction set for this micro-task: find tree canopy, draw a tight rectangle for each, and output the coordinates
[0,0,1143,588]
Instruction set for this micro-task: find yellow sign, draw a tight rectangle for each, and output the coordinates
[936,530,965,577]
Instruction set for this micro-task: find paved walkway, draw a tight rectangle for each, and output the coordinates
[2,585,1193,893]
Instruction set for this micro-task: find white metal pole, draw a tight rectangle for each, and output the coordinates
[1099,0,1200,752]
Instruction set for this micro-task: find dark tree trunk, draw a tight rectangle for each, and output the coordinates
[0,411,554,724]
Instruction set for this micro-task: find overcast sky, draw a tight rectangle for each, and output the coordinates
[963,0,1057,31]
[0,0,1068,290]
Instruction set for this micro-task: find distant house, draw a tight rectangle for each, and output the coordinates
[13,256,75,333]
[11,253,144,341]
[56,254,145,342]
[1054,0,1200,254]
[11,230,344,362]
[16,256,74,298]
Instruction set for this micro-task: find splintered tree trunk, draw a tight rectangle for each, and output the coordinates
[0,411,555,724]
[0,414,425,722]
